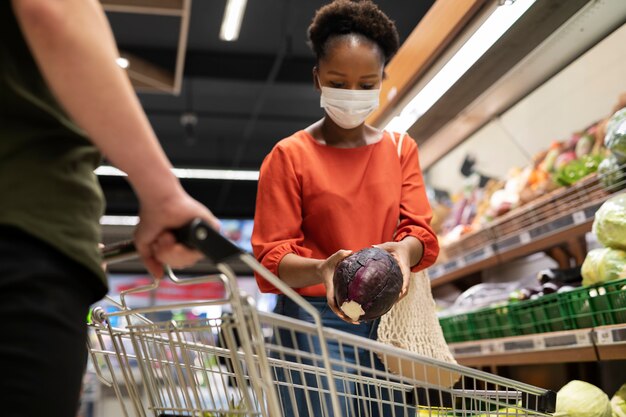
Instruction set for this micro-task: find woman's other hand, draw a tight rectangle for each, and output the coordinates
[373,241,412,301]
[317,249,357,324]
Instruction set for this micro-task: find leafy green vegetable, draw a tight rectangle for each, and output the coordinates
[555,380,612,417]
[581,247,626,286]
[593,194,626,250]
[554,154,603,186]
[611,384,626,417]
[598,155,626,191]
[605,108,626,163]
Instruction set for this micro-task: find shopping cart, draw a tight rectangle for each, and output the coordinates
[88,219,557,417]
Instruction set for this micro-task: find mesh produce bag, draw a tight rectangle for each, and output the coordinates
[377,270,460,386]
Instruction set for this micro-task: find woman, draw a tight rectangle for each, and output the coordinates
[251,1,439,415]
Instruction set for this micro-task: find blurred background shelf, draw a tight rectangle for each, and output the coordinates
[430,176,613,287]
[449,324,626,367]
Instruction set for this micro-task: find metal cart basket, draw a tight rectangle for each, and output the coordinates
[88,219,556,417]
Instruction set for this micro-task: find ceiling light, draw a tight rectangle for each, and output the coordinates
[220,0,247,41]
[384,0,536,132]
[95,165,259,181]
[116,57,130,69]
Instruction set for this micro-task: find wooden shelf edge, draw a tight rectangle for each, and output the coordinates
[455,346,597,367]
[449,325,626,366]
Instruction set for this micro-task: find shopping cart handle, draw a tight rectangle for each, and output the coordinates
[102,218,244,264]
[173,217,244,264]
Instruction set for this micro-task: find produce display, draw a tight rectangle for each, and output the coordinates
[579,193,626,285]
[509,266,582,302]
[433,99,626,256]
[333,247,403,322]
[592,193,626,251]
[581,247,626,286]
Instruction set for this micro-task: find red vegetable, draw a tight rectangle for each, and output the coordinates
[333,247,403,322]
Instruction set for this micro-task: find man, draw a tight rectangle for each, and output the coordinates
[0,1,218,415]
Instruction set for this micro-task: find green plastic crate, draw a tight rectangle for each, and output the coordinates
[470,305,516,340]
[509,292,574,334]
[439,313,475,343]
[439,278,626,343]
[561,278,626,327]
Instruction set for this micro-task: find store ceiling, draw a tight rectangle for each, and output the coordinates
[101,0,435,220]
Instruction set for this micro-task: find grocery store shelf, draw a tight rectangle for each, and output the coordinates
[594,324,626,361]
[449,325,626,367]
[429,199,603,288]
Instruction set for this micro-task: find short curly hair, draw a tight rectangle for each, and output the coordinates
[307,0,400,66]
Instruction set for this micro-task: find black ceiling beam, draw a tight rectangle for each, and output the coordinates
[119,46,316,83]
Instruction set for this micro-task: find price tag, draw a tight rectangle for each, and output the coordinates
[520,231,531,244]
[483,245,495,258]
[572,211,586,225]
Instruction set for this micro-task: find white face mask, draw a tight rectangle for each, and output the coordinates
[320,86,380,129]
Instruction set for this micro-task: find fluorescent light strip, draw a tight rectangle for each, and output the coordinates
[220,0,247,41]
[385,0,536,132]
[100,215,139,226]
[95,166,259,181]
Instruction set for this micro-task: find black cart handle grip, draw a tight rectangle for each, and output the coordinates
[102,218,244,265]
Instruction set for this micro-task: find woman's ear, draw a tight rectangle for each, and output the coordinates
[312,66,321,91]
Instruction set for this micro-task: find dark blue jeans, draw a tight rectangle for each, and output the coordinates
[272,295,414,417]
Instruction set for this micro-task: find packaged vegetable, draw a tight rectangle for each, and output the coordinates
[611,383,626,417]
[554,380,612,417]
[554,154,602,186]
[598,155,626,191]
[581,247,626,286]
[605,108,626,163]
[593,193,626,250]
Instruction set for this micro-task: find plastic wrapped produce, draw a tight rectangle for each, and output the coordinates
[611,383,626,417]
[605,107,626,162]
[598,155,626,191]
[592,193,626,250]
[554,380,612,417]
[581,247,626,286]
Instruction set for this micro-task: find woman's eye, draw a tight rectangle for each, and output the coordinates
[360,84,375,90]
[329,81,344,88]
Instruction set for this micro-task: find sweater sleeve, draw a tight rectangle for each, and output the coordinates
[393,136,440,271]
[251,144,313,293]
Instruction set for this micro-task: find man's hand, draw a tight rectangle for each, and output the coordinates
[134,190,220,278]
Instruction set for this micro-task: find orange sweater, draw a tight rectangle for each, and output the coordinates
[251,130,439,296]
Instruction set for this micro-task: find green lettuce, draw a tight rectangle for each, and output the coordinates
[581,248,626,286]
[612,384,626,417]
[593,194,626,250]
[555,380,612,417]
[606,108,626,163]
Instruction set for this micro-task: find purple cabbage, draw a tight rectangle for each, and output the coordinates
[333,247,403,322]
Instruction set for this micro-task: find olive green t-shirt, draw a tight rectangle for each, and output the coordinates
[0,3,106,285]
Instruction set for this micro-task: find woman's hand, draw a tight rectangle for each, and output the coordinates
[316,249,357,324]
[373,241,413,301]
